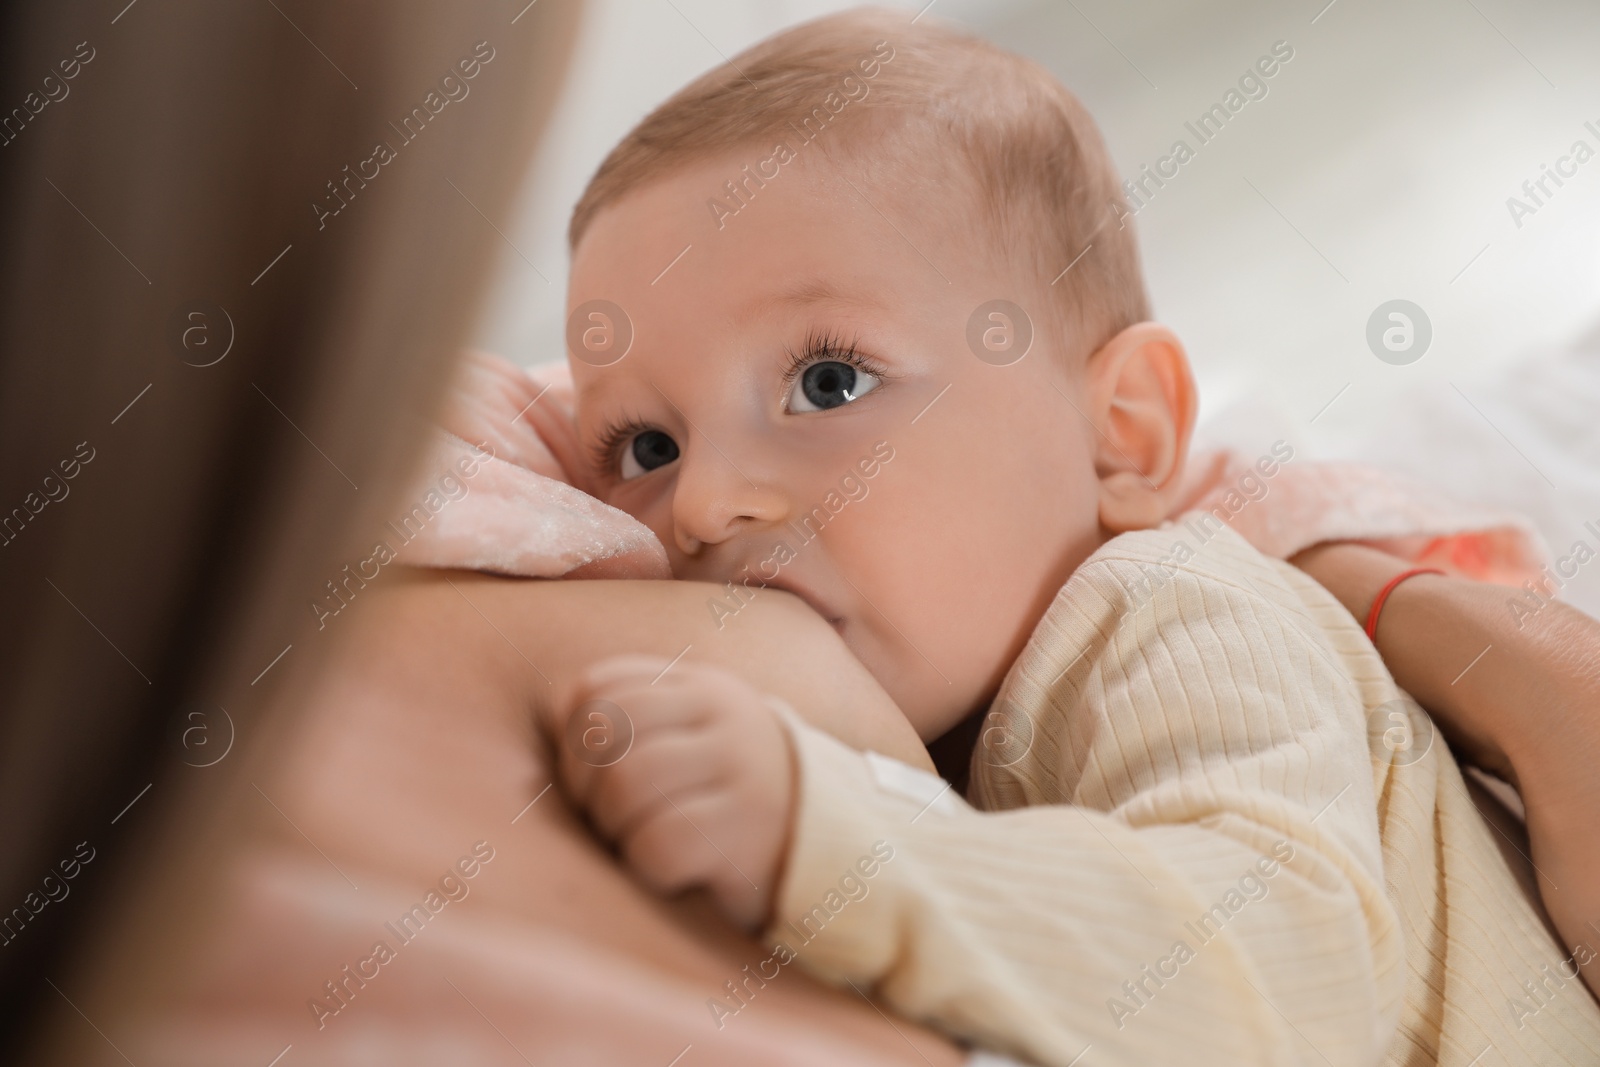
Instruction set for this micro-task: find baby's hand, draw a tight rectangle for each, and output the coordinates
[552,654,796,930]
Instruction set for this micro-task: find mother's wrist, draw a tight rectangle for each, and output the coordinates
[1288,541,1417,621]
[1375,572,1519,783]
[1290,542,1518,781]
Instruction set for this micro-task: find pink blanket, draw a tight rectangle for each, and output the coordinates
[407,352,671,580]
[404,351,1547,586]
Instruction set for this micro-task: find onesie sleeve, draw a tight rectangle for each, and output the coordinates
[760,528,1404,1067]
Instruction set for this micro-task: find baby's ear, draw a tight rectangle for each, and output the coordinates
[1083,323,1197,533]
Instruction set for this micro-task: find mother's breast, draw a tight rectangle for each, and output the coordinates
[108,571,959,1067]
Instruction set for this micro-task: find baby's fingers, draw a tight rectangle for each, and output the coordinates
[540,653,671,745]
[586,731,719,841]
[621,790,735,896]
[564,655,751,714]
[567,653,678,699]
[555,695,639,804]
[557,683,713,808]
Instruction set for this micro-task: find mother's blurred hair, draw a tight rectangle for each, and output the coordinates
[0,1,578,1057]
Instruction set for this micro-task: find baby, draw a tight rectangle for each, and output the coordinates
[547,9,1600,1066]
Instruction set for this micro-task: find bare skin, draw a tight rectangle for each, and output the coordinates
[88,544,1593,1065]
[470,571,933,768]
[86,569,960,1067]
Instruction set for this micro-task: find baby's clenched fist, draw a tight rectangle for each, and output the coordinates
[552,654,797,929]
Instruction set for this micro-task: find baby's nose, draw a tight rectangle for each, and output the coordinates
[669,447,789,554]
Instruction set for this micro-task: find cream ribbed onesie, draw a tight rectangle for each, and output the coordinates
[764,523,1600,1066]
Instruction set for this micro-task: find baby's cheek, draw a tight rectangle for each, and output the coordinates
[875,571,1003,733]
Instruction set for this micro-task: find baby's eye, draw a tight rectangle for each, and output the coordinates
[786,360,881,413]
[619,429,679,480]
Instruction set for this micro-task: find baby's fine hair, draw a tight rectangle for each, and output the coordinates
[569,6,1149,356]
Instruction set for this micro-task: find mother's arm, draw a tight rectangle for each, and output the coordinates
[1293,543,1600,1001]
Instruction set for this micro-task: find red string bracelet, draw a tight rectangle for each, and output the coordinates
[1364,568,1445,642]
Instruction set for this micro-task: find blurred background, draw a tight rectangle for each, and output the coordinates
[472,0,1600,612]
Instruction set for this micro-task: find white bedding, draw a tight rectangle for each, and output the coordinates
[1198,320,1600,617]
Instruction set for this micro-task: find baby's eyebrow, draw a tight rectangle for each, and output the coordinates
[754,276,887,315]
[571,374,636,419]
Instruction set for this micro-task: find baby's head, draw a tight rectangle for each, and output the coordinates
[565,8,1196,739]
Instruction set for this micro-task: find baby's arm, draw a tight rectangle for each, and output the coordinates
[1292,542,1600,1000]
[552,547,1402,1067]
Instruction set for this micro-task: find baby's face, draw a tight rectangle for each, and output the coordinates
[568,149,1107,740]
